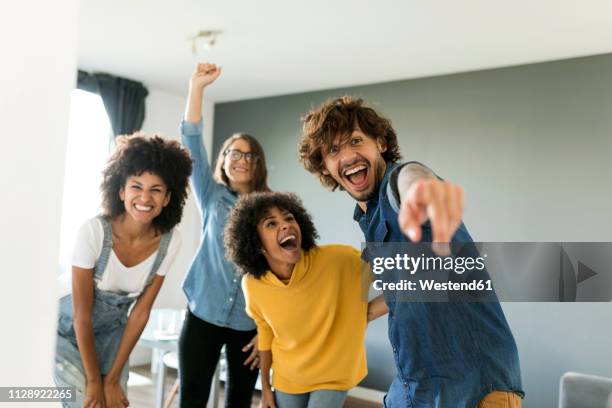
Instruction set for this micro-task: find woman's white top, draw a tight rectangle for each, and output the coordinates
[59,217,181,297]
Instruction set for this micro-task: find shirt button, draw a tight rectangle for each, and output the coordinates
[233,278,237,283]
[229,297,233,302]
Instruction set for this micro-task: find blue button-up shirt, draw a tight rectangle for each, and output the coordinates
[180,120,255,331]
[356,163,523,408]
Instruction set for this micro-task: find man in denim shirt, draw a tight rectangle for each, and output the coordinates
[298,96,523,407]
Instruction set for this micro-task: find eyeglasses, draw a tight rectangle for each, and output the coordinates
[224,149,257,163]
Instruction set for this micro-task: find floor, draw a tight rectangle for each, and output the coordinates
[127,365,381,408]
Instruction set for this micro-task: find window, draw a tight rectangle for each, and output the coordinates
[58,89,112,270]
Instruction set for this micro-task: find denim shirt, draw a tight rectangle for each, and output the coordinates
[355,163,523,408]
[180,120,255,331]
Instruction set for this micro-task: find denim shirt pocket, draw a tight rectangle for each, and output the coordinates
[373,219,390,242]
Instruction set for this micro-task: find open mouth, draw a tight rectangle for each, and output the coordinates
[343,163,369,190]
[134,204,154,212]
[278,234,298,251]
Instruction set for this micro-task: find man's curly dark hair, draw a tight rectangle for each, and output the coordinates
[224,192,319,278]
[299,96,402,190]
[101,133,193,233]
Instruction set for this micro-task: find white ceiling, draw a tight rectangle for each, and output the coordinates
[78,0,612,102]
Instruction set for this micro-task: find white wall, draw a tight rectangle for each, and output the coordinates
[0,0,78,404]
[132,87,215,365]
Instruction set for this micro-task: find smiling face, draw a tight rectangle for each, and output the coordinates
[257,206,302,274]
[223,138,256,192]
[322,128,388,204]
[119,171,170,224]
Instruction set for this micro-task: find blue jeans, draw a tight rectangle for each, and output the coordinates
[275,390,348,408]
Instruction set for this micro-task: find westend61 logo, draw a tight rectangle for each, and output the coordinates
[371,253,487,275]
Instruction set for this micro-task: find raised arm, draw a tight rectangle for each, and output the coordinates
[71,266,106,407]
[181,63,222,212]
[184,63,220,123]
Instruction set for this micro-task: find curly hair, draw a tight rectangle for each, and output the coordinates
[101,133,193,233]
[299,96,401,190]
[213,133,270,193]
[224,192,319,278]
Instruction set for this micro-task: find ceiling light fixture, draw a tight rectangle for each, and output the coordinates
[190,30,222,55]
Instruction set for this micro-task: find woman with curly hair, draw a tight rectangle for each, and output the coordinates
[178,63,270,408]
[224,192,387,408]
[54,134,192,408]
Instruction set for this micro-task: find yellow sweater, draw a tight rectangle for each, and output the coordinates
[242,244,368,393]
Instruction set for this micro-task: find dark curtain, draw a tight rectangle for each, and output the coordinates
[77,70,149,136]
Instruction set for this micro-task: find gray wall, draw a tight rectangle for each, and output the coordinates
[214,54,612,407]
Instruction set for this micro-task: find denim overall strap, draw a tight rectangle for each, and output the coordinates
[93,216,173,288]
[94,215,113,282]
[145,229,174,286]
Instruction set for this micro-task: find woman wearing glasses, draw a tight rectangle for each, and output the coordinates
[179,63,271,407]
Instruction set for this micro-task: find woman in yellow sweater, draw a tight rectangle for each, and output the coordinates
[224,192,386,408]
